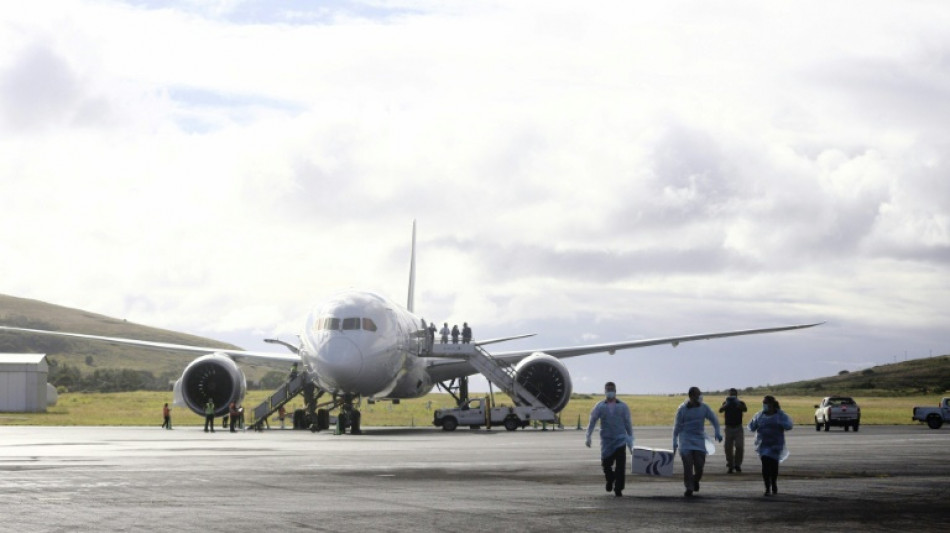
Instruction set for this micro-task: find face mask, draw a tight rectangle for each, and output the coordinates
[697,395,704,404]
[605,391,616,400]
[763,403,769,411]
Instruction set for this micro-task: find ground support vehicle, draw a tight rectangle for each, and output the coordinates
[912,397,950,429]
[433,397,556,431]
[814,396,861,431]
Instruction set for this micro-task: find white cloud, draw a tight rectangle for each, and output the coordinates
[0,0,948,392]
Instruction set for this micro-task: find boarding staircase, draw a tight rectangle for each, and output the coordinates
[430,343,549,409]
[247,372,307,430]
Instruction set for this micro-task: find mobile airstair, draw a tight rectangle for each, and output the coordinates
[247,373,307,430]
[430,343,553,413]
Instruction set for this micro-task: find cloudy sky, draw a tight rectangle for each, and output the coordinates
[1,1,947,394]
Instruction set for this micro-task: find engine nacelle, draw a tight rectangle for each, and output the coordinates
[513,352,573,413]
[173,352,247,417]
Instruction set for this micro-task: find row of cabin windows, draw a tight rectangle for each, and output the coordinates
[313,317,378,332]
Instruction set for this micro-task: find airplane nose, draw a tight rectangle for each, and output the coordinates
[315,336,364,388]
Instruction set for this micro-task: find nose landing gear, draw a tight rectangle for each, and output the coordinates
[302,392,362,434]
[338,394,362,435]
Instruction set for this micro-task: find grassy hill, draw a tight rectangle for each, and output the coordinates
[731,355,950,397]
[0,293,271,385]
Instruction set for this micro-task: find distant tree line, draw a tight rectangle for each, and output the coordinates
[47,359,178,392]
[47,359,290,393]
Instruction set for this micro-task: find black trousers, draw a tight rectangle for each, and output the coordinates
[761,456,779,489]
[602,446,627,493]
[204,415,214,432]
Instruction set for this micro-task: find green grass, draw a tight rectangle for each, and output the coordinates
[1,391,939,427]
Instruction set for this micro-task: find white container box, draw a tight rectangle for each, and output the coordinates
[631,446,675,476]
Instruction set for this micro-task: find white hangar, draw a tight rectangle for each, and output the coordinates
[0,353,58,412]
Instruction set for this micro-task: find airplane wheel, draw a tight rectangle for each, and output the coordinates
[316,409,330,431]
[350,410,362,435]
[442,417,458,432]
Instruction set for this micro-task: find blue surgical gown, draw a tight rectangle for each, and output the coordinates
[673,401,721,453]
[748,409,793,461]
[586,400,634,459]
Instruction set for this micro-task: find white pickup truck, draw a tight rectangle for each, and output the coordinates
[433,397,556,432]
[912,397,950,429]
[814,396,861,432]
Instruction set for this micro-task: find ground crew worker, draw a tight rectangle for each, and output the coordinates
[161,402,172,430]
[585,381,634,497]
[204,399,215,433]
[278,405,286,429]
[673,386,723,497]
[719,388,748,473]
[749,395,794,496]
[229,402,240,433]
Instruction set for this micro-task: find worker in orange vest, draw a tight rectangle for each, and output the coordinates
[161,403,172,430]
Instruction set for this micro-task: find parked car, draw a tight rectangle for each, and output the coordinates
[432,397,555,431]
[912,397,950,429]
[814,396,861,431]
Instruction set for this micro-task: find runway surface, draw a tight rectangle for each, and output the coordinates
[0,424,948,532]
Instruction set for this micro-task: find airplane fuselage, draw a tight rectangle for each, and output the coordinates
[300,290,434,399]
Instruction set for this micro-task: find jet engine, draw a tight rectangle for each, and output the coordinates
[173,352,247,417]
[513,352,573,413]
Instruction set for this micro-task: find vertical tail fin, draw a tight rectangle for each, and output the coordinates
[407,220,416,312]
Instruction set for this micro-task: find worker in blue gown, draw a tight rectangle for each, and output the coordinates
[748,395,793,496]
[673,386,723,497]
[585,381,634,497]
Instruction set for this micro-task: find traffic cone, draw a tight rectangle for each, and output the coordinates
[576,415,582,430]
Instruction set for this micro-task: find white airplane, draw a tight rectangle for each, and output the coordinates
[0,222,821,433]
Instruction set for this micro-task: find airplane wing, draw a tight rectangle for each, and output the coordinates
[0,326,300,365]
[425,322,823,380]
[492,322,824,362]
[475,333,537,346]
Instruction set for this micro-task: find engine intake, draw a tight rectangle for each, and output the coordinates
[174,352,246,417]
[514,352,573,413]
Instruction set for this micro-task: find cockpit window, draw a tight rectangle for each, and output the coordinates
[313,316,377,333]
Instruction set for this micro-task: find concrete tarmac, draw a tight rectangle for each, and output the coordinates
[1,424,948,532]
